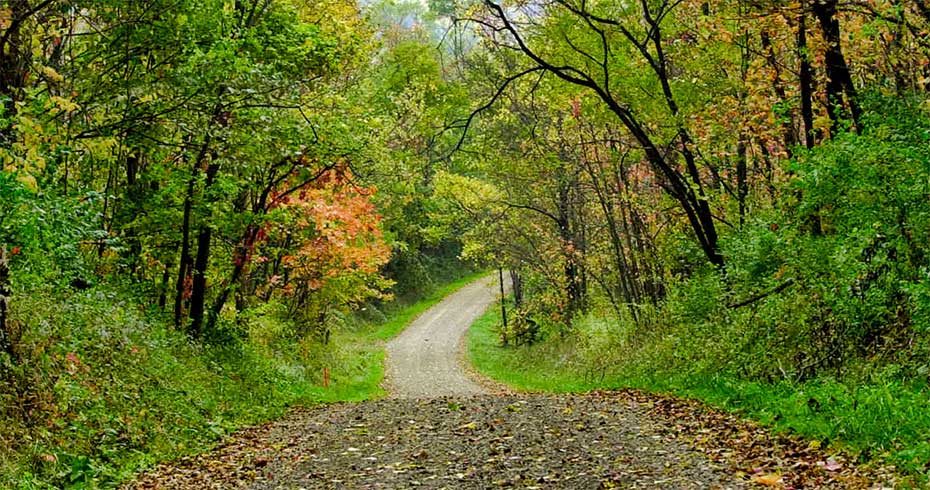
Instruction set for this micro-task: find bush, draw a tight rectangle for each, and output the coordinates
[0,285,314,489]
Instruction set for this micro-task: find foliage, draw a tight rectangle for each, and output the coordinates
[467,93,930,480]
[0,266,479,488]
[0,0,479,486]
[6,0,930,484]
[0,286,313,488]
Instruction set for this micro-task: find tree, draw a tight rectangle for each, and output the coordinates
[810,0,861,133]
[478,0,724,268]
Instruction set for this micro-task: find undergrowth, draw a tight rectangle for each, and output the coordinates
[467,95,930,485]
[0,270,481,489]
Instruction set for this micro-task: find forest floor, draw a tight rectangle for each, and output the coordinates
[125,279,897,489]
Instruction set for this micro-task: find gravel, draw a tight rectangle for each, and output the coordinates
[127,394,745,489]
[125,278,892,489]
[385,275,503,398]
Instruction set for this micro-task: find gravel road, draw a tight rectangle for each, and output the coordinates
[127,394,746,489]
[385,275,504,398]
[126,277,891,489]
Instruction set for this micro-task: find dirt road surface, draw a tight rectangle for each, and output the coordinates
[125,277,890,489]
[385,275,502,398]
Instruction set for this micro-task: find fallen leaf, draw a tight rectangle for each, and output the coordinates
[751,473,782,486]
[821,457,842,472]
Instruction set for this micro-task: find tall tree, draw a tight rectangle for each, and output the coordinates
[479,0,724,267]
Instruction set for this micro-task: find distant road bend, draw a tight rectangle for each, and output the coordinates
[385,274,502,398]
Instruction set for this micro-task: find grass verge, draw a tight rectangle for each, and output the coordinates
[467,302,594,393]
[467,305,930,483]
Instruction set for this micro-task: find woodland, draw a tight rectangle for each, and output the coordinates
[2,0,930,486]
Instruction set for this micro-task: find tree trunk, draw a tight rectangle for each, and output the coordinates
[581,150,641,318]
[0,0,32,147]
[174,107,220,330]
[761,30,797,156]
[510,270,524,308]
[498,267,508,331]
[188,157,221,338]
[557,166,584,326]
[123,152,144,278]
[798,10,816,149]
[173,170,196,328]
[206,224,257,332]
[736,137,749,227]
[206,174,278,333]
[0,244,12,360]
[811,0,862,134]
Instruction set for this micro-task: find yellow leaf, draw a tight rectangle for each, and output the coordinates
[41,66,64,84]
[751,473,782,486]
[17,174,38,192]
[50,96,79,113]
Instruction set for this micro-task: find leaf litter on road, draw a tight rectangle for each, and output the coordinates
[124,391,898,489]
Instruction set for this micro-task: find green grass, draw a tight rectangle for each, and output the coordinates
[467,306,930,483]
[1,271,485,489]
[467,303,595,393]
[623,372,930,480]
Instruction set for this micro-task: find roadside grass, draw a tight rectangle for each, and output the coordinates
[467,303,595,393]
[1,271,483,489]
[467,306,930,483]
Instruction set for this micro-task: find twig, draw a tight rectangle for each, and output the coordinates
[727,279,795,309]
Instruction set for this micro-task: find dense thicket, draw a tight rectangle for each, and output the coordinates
[443,0,930,374]
[441,0,930,474]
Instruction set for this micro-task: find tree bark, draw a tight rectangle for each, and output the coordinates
[557,164,584,325]
[206,223,256,332]
[736,137,748,227]
[798,10,816,149]
[173,167,197,328]
[499,267,508,331]
[580,146,642,318]
[510,270,524,308]
[811,0,862,134]
[761,30,797,156]
[188,156,221,338]
[0,0,33,147]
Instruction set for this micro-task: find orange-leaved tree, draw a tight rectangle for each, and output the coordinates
[266,168,393,341]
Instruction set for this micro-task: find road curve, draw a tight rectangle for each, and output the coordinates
[385,275,504,398]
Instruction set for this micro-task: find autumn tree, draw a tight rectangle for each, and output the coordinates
[476,0,725,268]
